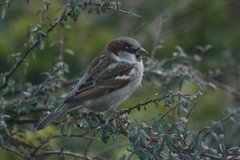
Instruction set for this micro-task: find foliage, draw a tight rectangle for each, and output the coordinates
[0,0,240,160]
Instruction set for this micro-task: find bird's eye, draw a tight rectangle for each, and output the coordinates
[125,46,129,50]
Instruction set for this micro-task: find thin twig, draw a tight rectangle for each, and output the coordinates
[0,145,26,159]
[37,150,95,160]
[7,118,37,124]
[177,80,183,117]
[185,103,196,119]
[31,132,92,156]
[119,92,193,116]
[58,27,65,63]
[150,16,166,59]
[207,78,240,99]
[160,103,179,121]
[1,7,72,88]
[98,92,194,129]
[117,8,141,17]
[84,132,96,158]
[98,141,129,155]
[2,130,33,159]
[1,1,141,88]
[202,113,235,139]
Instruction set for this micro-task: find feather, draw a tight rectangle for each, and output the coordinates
[34,104,69,130]
[63,55,133,104]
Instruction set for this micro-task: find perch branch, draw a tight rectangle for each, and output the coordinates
[97,92,195,130]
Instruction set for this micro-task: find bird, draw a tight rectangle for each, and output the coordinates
[34,37,148,130]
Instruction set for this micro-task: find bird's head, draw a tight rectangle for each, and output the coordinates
[105,37,148,62]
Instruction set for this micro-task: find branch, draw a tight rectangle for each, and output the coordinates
[97,92,195,130]
[84,132,96,158]
[37,150,95,160]
[116,8,141,17]
[87,2,141,17]
[1,1,141,89]
[150,16,166,59]
[202,112,235,139]
[159,103,179,120]
[1,130,33,159]
[118,92,193,116]
[207,78,240,99]
[0,145,25,159]
[1,7,72,89]
[31,132,94,156]
[9,118,37,124]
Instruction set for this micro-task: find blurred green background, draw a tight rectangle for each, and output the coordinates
[0,0,240,159]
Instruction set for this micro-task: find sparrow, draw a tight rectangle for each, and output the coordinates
[34,37,148,130]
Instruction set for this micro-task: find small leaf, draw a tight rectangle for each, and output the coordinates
[118,154,126,160]
[64,49,75,55]
[0,74,6,87]
[101,2,110,13]
[71,7,80,22]
[60,123,69,135]
[219,144,225,152]
[95,7,100,15]
[1,8,7,19]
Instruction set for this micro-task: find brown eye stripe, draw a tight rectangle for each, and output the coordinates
[126,47,139,53]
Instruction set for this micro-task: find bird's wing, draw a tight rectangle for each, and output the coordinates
[63,55,133,104]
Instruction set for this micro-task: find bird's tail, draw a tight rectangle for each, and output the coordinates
[34,104,68,131]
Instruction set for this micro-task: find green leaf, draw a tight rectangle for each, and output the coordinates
[0,74,6,87]
[219,144,225,152]
[64,49,75,55]
[1,8,6,19]
[60,123,69,135]
[118,154,126,160]
[71,7,80,22]
[101,2,110,13]
[95,7,100,15]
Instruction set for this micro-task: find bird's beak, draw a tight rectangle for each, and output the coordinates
[136,47,149,57]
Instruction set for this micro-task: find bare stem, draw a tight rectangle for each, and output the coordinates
[37,150,95,160]
[0,145,26,159]
[1,7,72,89]
[202,113,235,139]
